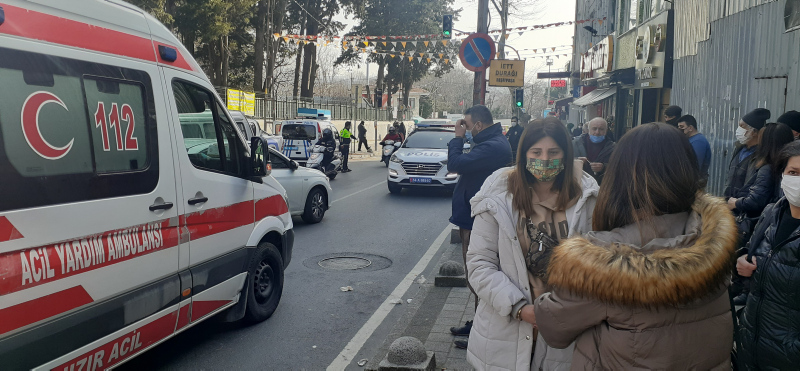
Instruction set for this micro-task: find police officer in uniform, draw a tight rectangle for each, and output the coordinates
[340,121,355,172]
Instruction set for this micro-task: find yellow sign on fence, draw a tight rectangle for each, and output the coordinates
[488,60,525,87]
[226,89,255,116]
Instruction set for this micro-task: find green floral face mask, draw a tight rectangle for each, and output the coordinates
[526,158,564,182]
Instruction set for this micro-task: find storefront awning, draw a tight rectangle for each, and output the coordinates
[553,97,574,108]
[571,86,617,107]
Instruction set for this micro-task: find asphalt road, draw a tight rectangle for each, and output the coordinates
[121,158,454,370]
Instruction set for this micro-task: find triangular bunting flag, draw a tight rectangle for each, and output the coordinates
[390,54,395,58]
[426,58,431,63]
[552,47,556,51]
[363,41,368,46]
[518,32,524,36]
[492,35,499,41]
[400,51,405,56]
[411,41,417,47]
[444,59,449,64]
[441,40,448,46]
[401,42,407,48]
[504,34,510,40]
[598,19,604,26]
[439,53,444,58]
[419,52,424,57]
[283,37,289,42]
[382,41,387,46]
[416,57,422,62]
[273,33,281,40]
[424,41,429,47]
[408,56,413,61]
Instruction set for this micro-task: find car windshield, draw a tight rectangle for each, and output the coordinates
[282,124,316,140]
[403,130,452,149]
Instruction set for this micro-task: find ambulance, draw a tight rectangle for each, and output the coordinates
[0,1,294,369]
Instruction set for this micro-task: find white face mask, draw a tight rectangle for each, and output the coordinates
[782,175,800,206]
[736,126,751,144]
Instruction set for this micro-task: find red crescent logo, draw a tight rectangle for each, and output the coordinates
[21,91,74,160]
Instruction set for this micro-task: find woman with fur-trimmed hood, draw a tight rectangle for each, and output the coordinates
[534,123,737,370]
[466,118,599,370]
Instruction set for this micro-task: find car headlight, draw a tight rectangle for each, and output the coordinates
[390,154,403,163]
[445,172,458,180]
[309,153,321,160]
[389,169,398,177]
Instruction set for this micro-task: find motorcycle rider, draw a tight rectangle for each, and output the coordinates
[382,126,403,143]
[315,128,337,173]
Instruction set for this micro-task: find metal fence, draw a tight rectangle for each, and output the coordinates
[216,88,407,122]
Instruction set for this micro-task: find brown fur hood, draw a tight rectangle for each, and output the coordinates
[547,194,737,307]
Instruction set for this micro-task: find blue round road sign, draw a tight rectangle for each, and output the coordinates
[459,33,496,72]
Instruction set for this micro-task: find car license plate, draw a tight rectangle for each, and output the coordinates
[410,177,432,184]
[285,146,297,150]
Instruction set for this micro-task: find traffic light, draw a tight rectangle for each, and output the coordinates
[442,15,453,39]
[375,89,383,107]
[514,88,524,108]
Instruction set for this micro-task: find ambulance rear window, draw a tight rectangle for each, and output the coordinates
[282,124,316,140]
[0,48,158,212]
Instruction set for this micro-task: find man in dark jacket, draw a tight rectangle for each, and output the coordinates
[778,110,800,140]
[573,117,615,184]
[664,105,682,127]
[504,116,524,161]
[724,108,770,200]
[357,121,372,152]
[447,105,512,347]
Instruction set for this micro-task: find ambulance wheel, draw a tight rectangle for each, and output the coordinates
[302,188,327,224]
[244,243,284,323]
[388,181,402,194]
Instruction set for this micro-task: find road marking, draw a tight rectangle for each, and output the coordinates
[331,181,386,204]
[327,224,452,370]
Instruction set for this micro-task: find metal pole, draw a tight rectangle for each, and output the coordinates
[473,0,489,106]
[546,57,553,116]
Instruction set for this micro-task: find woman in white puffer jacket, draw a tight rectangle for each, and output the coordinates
[465,118,599,371]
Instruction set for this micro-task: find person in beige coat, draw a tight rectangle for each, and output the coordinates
[466,118,599,371]
[534,123,737,370]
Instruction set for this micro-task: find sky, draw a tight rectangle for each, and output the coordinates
[331,0,577,84]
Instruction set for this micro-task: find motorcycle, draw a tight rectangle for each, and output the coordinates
[381,140,401,167]
[307,145,342,179]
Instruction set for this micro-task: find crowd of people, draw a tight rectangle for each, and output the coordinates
[444,103,800,370]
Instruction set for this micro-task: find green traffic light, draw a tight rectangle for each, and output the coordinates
[443,31,450,36]
[516,102,522,107]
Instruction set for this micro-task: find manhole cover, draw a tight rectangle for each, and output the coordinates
[318,256,372,270]
[304,253,392,272]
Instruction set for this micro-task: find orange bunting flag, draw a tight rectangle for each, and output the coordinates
[441,40,449,46]
[283,37,289,42]
[390,54,396,58]
[551,47,556,51]
[444,59,450,64]
[419,52,424,57]
[408,56,413,61]
[424,41,430,47]
[598,19,604,26]
[504,34,510,40]
[401,42,407,48]
[439,53,444,58]
[382,41,387,46]
[400,51,405,56]
[427,58,431,63]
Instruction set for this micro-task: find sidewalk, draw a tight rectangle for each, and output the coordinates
[365,234,476,371]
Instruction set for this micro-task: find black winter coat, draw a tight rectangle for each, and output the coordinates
[447,123,512,230]
[738,198,800,370]
[358,124,367,138]
[504,124,524,155]
[733,164,776,218]
[724,146,758,200]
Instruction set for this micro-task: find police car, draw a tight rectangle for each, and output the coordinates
[276,109,339,166]
[387,120,460,194]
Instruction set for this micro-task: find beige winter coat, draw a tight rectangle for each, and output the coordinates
[466,166,599,371]
[534,194,737,370]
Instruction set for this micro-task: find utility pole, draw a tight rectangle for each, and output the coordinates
[545,57,553,117]
[473,0,489,107]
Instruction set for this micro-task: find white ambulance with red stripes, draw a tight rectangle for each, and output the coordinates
[0,1,295,369]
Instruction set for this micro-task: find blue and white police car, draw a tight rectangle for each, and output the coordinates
[387,120,461,194]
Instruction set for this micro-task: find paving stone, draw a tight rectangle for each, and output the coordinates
[445,296,469,305]
[430,324,451,334]
[440,310,464,319]
[426,332,454,343]
[423,340,451,353]
[442,303,465,311]
[444,358,474,370]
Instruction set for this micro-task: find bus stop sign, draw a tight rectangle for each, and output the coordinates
[459,33,496,72]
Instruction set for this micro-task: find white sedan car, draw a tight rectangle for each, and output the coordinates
[269,149,332,223]
[387,126,460,194]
